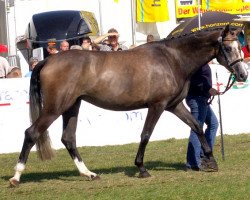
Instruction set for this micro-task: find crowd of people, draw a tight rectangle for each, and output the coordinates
[46,28,129,53]
[1,28,155,78]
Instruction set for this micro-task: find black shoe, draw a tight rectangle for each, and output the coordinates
[200,158,218,172]
[199,163,218,172]
[186,164,218,172]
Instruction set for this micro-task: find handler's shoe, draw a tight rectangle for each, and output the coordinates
[186,165,217,172]
[185,158,218,172]
[199,164,218,172]
[199,158,218,172]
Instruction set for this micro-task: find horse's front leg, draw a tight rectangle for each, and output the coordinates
[135,103,165,178]
[61,100,100,180]
[169,102,218,171]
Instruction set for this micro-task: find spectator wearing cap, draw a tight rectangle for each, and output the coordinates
[25,57,39,77]
[93,28,128,51]
[47,43,59,55]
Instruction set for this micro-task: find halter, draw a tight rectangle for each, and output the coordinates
[218,38,243,69]
[208,38,241,104]
[218,37,242,91]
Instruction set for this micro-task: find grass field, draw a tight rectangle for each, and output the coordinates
[0,134,249,200]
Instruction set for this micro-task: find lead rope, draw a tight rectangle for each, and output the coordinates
[207,73,235,105]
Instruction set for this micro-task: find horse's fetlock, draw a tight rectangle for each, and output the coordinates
[135,162,142,168]
[141,134,150,145]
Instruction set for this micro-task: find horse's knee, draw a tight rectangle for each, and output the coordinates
[24,127,39,145]
[61,134,76,150]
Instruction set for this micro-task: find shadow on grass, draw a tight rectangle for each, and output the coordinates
[2,161,185,184]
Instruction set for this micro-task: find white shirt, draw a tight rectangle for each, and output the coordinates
[0,56,14,78]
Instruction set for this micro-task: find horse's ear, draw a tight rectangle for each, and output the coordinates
[221,24,230,38]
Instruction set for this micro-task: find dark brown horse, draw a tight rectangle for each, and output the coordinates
[9,25,248,186]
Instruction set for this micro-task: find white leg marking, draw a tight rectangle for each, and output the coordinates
[13,163,25,182]
[74,158,97,178]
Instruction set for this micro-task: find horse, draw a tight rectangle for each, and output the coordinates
[9,25,248,186]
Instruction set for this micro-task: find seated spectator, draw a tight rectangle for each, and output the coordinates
[60,40,69,51]
[70,45,83,50]
[6,67,22,78]
[93,28,128,51]
[0,55,15,78]
[146,34,155,43]
[242,35,250,63]
[81,36,92,50]
[47,44,59,55]
[25,57,39,77]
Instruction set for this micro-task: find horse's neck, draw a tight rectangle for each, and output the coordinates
[170,31,220,74]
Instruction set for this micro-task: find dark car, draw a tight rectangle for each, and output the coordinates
[24,10,99,57]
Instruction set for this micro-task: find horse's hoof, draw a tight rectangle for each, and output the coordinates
[91,174,101,181]
[80,173,100,181]
[138,171,151,178]
[9,178,19,187]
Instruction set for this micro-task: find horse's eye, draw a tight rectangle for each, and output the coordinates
[225,46,232,53]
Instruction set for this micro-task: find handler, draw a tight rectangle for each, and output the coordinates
[185,63,219,172]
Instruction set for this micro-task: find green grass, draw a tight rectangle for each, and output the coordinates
[0,134,250,200]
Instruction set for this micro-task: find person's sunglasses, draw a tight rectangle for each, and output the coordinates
[108,36,117,39]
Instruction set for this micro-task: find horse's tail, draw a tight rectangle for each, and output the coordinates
[29,58,55,160]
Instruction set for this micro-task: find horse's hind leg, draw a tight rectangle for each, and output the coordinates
[9,113,58,186]
[169,102,218,171]
[135,103,165,178]
[61,99,99,180]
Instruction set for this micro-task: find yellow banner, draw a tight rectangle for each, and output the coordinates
[176,0,250,19]
[201,0,250,14]
[137,0,169,22]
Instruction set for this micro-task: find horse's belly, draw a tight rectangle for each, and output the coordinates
[82,95,148,111]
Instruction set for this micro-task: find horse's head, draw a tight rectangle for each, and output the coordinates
[216,25,248,82]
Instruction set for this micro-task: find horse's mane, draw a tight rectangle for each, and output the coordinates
[164,28,224,42]
[134,28,224,50]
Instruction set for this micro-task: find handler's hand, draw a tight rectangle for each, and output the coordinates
[209,88,220,96]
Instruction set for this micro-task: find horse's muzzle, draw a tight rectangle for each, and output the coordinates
[234,63,248,82]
